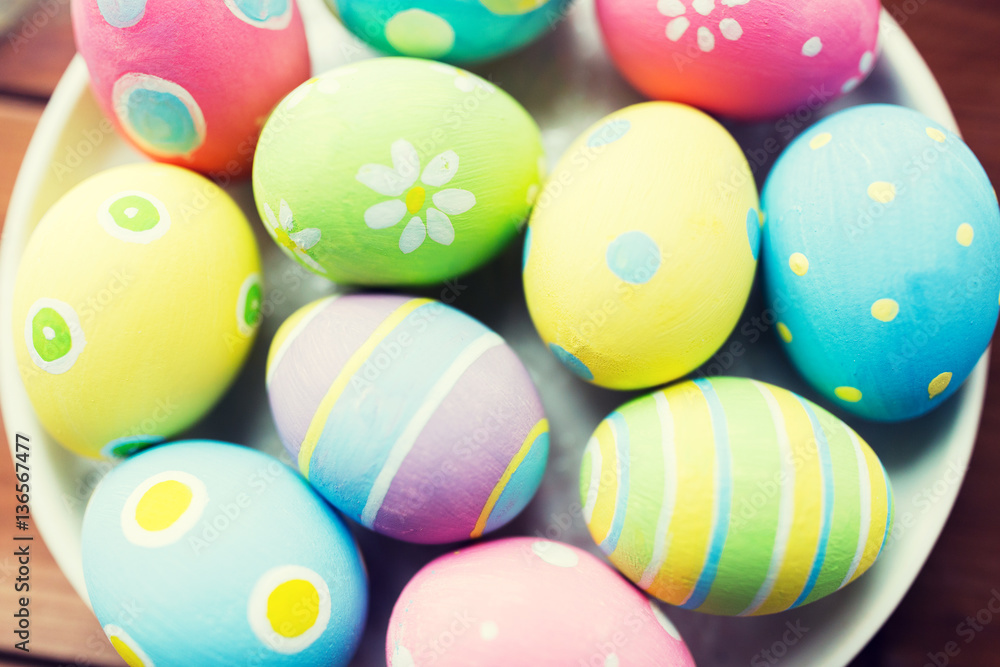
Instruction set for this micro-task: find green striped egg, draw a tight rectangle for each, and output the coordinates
[580,376,894,616]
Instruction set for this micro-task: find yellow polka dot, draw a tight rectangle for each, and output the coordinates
[789,252,809,276]
[928,372,953,399]
[871,298,899,322]
[776,322,792,343]
[868,181,896,204]
[926,127,946,143]
[957,223,974,246]
[809,133,833,150]
[135,480,192,532]
[109,636,145,667]
[835,386,862,403]
[268,579,321,638]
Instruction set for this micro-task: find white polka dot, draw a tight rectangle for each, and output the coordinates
[859,50,874,73]
[393,644,416,667]
[656,0,685,17]
[721,0,749,4]
[802,36,822,57]
[650,600,683,641]
[666,16,689,41]
[605,654,620,667]
[842,77,861,93]
[531,540,579,567]
[697,26,715,52]
[719,18,742,40]
[42,326,55,340]
[692,0,714,15]
[480,621,499,640]
[124,206,139,218]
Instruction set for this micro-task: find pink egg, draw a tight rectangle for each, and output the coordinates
[71,0,310,176]
[387,538,696,666]
[597,0,881,120]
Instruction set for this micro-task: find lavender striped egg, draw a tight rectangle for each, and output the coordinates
[581,376,894,616]
[266,294,549,543]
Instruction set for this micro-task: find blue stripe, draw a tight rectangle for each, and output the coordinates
[877,462,893,558]
[308,303,489,520]
[600,412,630,554]
[484,431,550,534]
[790,398,835,608]
[681,378,731,611]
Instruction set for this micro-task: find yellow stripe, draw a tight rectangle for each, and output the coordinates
[587,420,618,546]
[850,446,890,584]
[470,419,549,538]
[648,383,713,605]
[297,298,431,477]
[755,387,822,614]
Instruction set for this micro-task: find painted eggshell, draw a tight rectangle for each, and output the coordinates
[11,164,261,459]
[82,441,368,666]
[763,104,1000,422]
[581,377,894,616]
[326,0,571,64]
[387,537,696,666]
[596,0,881,120]
[71,0,310,174]
[523,102,760,390]
[252,58,545,286]
[266,294,549,543]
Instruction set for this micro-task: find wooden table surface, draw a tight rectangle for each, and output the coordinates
[0,1,998,665]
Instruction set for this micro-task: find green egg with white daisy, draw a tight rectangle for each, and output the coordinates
[252,57,545,286]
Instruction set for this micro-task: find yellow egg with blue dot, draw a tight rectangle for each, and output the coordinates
[11,164,261,459]
[82,441,368,666]
[763,104,1000,421]
[523,101,761,390]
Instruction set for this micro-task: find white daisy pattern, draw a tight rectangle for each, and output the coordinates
[357,139,476,254]
[657,0,750,52]
[263,199,326,273]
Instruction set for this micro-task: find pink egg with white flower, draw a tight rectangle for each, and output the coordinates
[71,0,310,175]
[387,538,696,666]
[597,0,881,120]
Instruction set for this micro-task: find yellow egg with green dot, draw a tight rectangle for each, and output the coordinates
[11,163,261,459]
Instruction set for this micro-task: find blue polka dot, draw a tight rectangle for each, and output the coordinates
[522,226,532,272]
[587,119,631,148]
[100,435,165,459]
[606,231,661,284]
[97,0,147,27]
[549,343,594,381]
[230,0,290,23]
[126,88,201,155]
[747,208,761,261]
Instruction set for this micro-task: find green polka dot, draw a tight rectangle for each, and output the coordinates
[107,194,160,232]
[243,282,262,327]
[31,307,72,362]
[384,9,455,59]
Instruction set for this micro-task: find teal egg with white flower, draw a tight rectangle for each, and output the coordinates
[252,58,544,286]
[325,0,571,64]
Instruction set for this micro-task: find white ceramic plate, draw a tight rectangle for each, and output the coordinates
[0,1,987,665]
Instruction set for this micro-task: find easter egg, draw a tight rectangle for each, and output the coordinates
[326,0,571,64]
[596,0,881,120]
[71,0,310,174]
[581,377,894,616]
[11,164,261,459]
[523,102,760,390]
[252,58,544,285]
[266,294,549,543]
[387,537,696,666]
[762,104,1000,422]
[82,441,368,666]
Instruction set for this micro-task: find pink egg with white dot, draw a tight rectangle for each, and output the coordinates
[71,0,310,175]
[597,0,881,120]
[387,538,696,666]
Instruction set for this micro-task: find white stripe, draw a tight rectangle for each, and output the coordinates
[360,332,504,526]
[581,435,603,524]
[639,392,677,589]
[838,425,871,589]
[739,381,797,616]
[265,295,339,386]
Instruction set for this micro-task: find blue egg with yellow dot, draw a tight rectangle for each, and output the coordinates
[81,441,368,666]
[325,0,572,63]
[763,103,1000,422]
